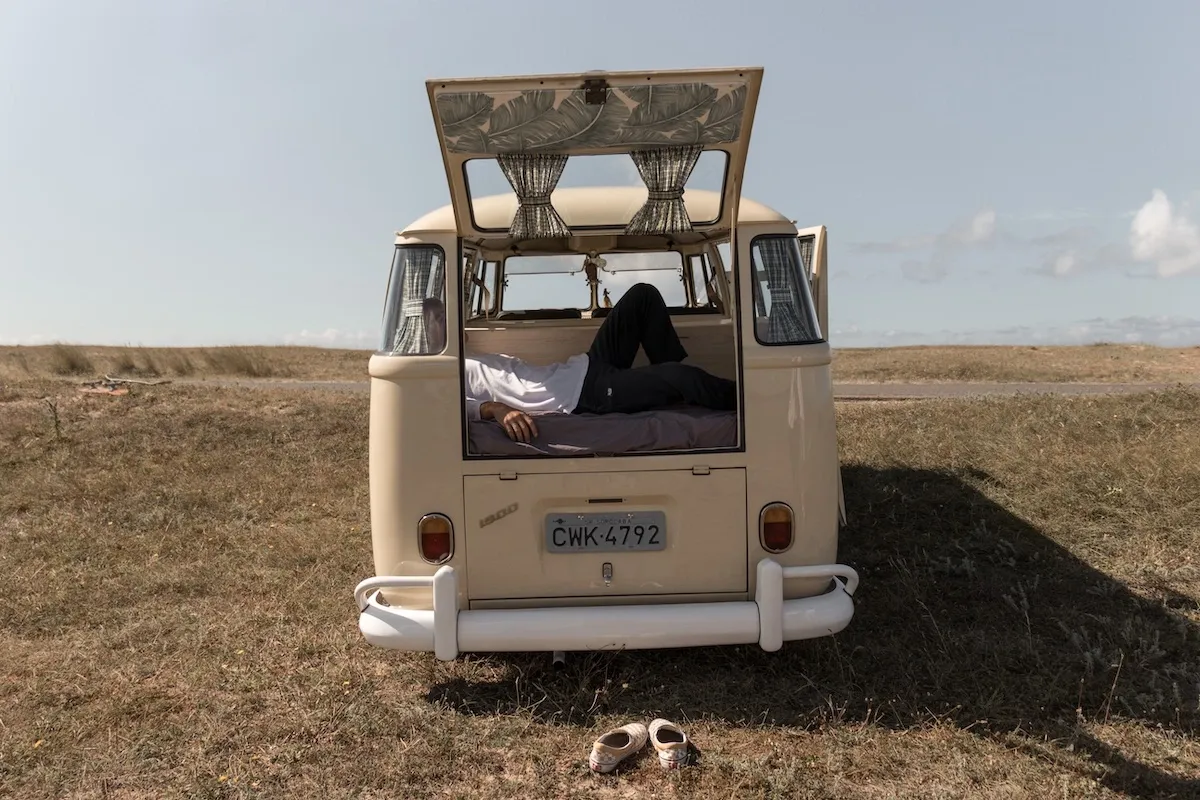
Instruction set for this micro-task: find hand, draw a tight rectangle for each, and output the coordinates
[482,402,539,443]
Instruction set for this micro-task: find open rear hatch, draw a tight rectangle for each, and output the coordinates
[426,67,764,244]
[464,469,747,603]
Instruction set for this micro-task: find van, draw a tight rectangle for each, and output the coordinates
[354,67,858,661]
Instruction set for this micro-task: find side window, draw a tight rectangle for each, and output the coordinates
[686,253,726,312]
[461,249,476,306]
[380,244,447,355]
[501,255,586,310]
[750,235,822,345]
[685,255,705,306]
[464,256,498,319]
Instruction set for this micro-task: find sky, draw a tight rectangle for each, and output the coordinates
[2,0,1199,350]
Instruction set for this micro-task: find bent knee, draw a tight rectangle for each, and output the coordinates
[625,282,664,300]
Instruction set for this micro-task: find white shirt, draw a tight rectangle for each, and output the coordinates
[464,352,590,420]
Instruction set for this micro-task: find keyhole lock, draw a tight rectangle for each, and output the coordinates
[602,562,613,586]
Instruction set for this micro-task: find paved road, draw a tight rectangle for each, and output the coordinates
[834,381,1198,399]
[184,378,1199,399]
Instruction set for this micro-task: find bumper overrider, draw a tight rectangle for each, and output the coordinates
[354,559,859,659]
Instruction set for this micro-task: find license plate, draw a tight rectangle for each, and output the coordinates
[545,511,667,553]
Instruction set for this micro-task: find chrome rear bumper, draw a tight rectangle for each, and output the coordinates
[354,559,859,660]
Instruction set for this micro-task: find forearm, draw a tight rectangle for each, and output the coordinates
[467,398,505,421]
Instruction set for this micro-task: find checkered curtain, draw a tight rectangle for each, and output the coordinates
[625,145,703,235]
[390,247,444,354]
[498,153,571,239]
[758,237,813,343]
[797,237,814,283]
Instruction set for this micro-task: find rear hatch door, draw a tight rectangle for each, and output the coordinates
[426,67,765,241]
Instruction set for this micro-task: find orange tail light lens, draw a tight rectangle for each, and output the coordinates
[760,503,794,553]
[418,513,453,564]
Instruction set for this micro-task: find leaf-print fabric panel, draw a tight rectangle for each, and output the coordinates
[435,82,748,155]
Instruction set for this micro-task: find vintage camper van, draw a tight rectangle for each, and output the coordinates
[354,67,858,661]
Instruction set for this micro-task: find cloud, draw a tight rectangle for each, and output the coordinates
[880,209,998,283]
[1047,252,1079,277]
[1023,226,1095,247]
[950,209,996,245]
[831,315,1200,347]
[282,328,376,349]
[852,191,1200,283]
[851,234,937,255]
[853,209,996,257]
[1033,241,1130,278]
[1028,191,1200,279]
[854,191,1200,284]
[1130,189,1200,277]
[899,259,947,283]
[1006,209,1117,223]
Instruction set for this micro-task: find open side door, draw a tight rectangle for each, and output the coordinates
[426,67,765,244]
[796,225,842,524]
[797,225,828,337]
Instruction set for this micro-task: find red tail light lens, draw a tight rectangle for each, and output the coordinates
[759,503,794,553]
[418,513,453,564]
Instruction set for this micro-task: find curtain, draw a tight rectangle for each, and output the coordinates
[757,237,812,343]
[797,237,814,283]
[498,153,570,239]
[390,247,443,354]
[624,145,703,235]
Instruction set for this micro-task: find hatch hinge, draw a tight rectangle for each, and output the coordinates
[499,471,518,481]
[581,77,609,105]
[692,465,711,476]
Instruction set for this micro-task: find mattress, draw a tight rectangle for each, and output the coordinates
[467,406,738,456]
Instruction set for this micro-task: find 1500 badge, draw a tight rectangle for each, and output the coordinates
[479,503,518,529]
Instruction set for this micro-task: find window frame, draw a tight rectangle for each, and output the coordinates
[460,151,731,235]
[377,242,449,356]
[495,251,691,313]
[748,233,824,347]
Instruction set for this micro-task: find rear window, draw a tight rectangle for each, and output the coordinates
[462,149,730,233]
[750,235,822,345]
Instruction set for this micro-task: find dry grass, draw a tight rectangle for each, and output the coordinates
[832,343,1200,384]
[4,343,1200,387]
[0,345,372,383]
[1,379,1197,798]
[45,344,95,376]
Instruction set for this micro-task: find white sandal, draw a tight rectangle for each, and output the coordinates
[589,722,649,773]
[648,718,690,768]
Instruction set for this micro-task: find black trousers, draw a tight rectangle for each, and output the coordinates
[574,283,737,415]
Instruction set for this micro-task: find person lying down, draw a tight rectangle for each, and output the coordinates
[422,283,736,443]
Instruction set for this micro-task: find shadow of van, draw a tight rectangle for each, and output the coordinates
[426,466,1198,797]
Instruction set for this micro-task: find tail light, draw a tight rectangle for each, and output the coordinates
[759,503,794,553]
[418,513,454,564]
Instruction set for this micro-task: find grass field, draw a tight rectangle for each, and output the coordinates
[1,373,1197,798]
[3,342,1199,386]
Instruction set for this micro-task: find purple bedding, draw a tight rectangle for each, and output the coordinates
[468,406,738,456]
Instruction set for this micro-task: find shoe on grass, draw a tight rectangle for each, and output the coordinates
[649,718,689,768]
[589,722,648,773]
